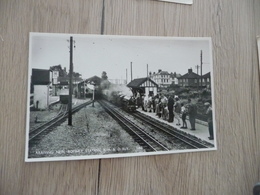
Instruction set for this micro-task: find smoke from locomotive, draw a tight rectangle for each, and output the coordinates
[102,83,136,112]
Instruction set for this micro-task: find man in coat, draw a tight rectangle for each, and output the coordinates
[187,98,197,130]
[205,102,214,140]
[167,95,174,123]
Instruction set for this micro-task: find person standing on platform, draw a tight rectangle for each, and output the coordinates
[173,96,181,126]
[152,94,156,113]
[143,95,148,112]
[167,94,174,123]
[155,94,162,117]
[187,98,197,130]
[160,94,168,120]
[180,103,187,129]
[147,94,153,112]
[204,102,214,140]
[136,92,141,108]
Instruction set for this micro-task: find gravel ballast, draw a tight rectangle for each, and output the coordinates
[29,102,145,159]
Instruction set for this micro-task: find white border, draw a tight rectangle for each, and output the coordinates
[25,33,216,162]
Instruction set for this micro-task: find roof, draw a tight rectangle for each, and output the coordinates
[153,71,170,75]
[178,72,200,79]
[31,69,50,85]
[202,72,211,78]
[158,71,170,75]
[49,65,62,71]
[85,75,102,85]
[170,73,182,78]
[127,77,158,88]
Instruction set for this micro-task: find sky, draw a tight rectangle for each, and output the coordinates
[29,33,212,82]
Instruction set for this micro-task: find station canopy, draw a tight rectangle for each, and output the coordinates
[84,76,102,85]
[127,77,158,88]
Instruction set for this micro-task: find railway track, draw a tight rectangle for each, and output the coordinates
[98,100,170,152]
[132,112,213,149]
[29,100,92,145]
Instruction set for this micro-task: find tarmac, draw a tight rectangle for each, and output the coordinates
[136,108,215,145]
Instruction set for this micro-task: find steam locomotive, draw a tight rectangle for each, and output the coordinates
[102,90,136,112]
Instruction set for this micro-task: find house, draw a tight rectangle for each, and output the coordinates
[178,68,201,88]
[49,65,68,96]
[202,72,211,89]
[150,69,172,88]
[170,72,182,85]
[127,77,158,97]
[49,64,83,96]
[31,68,51,110]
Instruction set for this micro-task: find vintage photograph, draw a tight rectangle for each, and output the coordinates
[25,33,216,162]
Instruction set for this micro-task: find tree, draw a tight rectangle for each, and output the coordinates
[101,71,108,80]
[101,71,110,89]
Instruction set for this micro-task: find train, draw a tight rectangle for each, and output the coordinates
[102,89,137,112]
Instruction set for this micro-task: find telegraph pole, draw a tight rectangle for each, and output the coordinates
[147,64,148,77]
[195,65,200,75]
[130,62,133,81]
[200,50,203,88]
[126,68,127,84]
[195,65,200,89]
[68,36,73,126]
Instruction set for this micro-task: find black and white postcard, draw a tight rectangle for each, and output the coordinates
[25,33,216,162]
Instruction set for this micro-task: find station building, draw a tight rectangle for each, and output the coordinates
[127,77,158,97]
[77,76,104,99]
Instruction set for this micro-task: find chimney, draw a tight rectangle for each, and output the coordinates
[188,68,192,74]
[158,69,162,73]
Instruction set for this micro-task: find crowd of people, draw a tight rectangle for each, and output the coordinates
[135,93,214,140]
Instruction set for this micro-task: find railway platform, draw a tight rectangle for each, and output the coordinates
[49,96,60,105]
[136,108,215,145]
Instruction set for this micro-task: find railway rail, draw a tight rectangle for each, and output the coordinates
[29,100,92,145]
[98,100,170,152]
[132,112,213,149]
